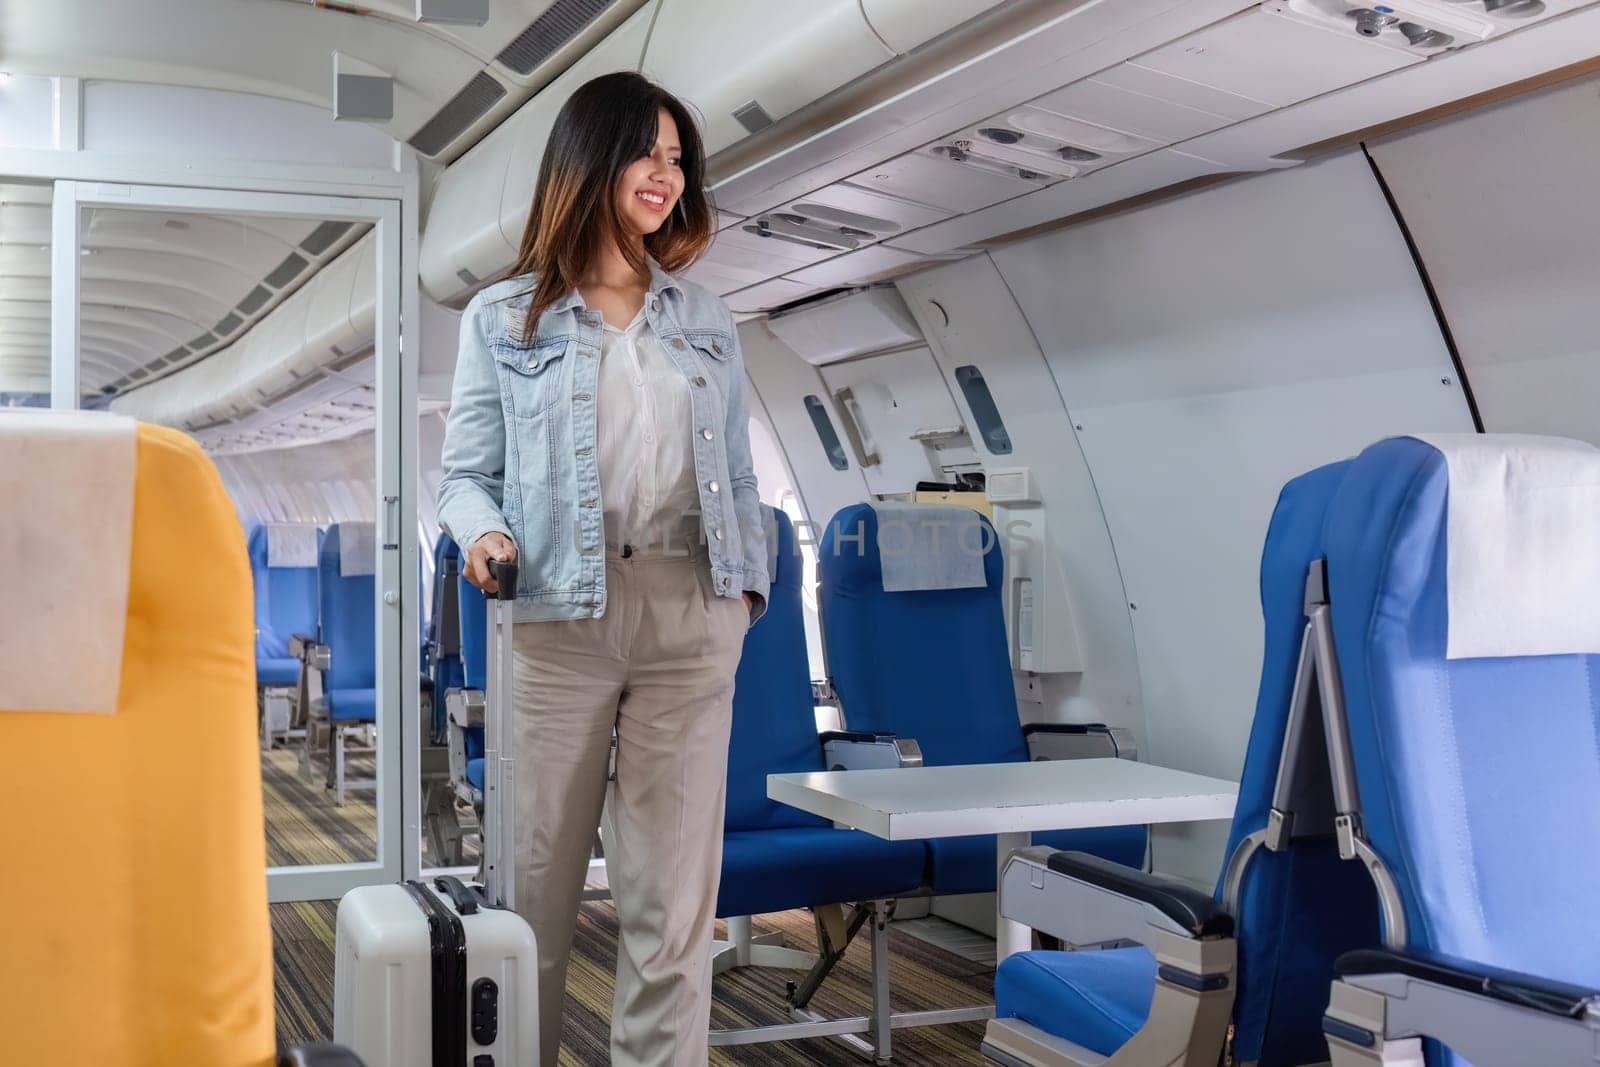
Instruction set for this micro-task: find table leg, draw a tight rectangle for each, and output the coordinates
[995,831,1031,963]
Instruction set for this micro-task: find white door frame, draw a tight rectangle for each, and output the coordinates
[49,179,421,902]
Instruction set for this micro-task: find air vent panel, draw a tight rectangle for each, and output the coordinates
[300,221,353,256]
[733,101,775,134]
[266,253,309,289]
[790,202,901,235]
[408,72,508,157]
[496,0,613,75]
[237,285,272,315]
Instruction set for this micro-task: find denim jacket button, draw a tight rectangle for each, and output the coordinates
[707,480,719,493]
[713,528,724,541]
[670,337,686,350]
[694,375,706,387]
[701,427,714,441]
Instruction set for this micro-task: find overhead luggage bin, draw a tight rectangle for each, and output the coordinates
[420,1,661,306]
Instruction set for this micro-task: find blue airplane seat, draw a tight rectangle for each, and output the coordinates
[1318,437,1600,1067]
[319,523,377,722]
[428,532,467,743]
[302,522,379,805]
[452,568,489,800]
[985,460,1383,1066]
[717,507,926,920]
[246,523,318,688]
[819,503,1147,895]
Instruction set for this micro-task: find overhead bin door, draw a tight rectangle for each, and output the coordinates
[642,0,894,156]
[816,346,971,496]
[420,1,660,304]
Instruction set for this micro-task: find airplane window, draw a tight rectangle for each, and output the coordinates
[954,365,1014,455]
[803,394,850,470]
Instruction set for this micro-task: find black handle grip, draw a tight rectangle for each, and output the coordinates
[433,875,481,916]
[488,558,518,602]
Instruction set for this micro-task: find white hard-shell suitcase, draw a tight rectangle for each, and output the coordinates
[335,558,538,1066]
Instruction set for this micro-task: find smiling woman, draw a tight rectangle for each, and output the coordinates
[434,69,768,1067]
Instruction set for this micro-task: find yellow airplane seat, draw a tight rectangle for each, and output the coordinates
[0,411,361,1067]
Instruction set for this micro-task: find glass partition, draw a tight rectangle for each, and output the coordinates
[52,182,409,902]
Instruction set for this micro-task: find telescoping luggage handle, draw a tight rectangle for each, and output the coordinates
[482,557,518,911]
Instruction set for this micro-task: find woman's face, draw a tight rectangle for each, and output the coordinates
[614,107,685,241]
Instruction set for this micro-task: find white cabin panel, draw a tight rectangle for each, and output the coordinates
[82,82,394,168]
[1369,74,1600,447]
[737,319,873,550]
[896,256,1148,740]
[990,150,1474,882]
[816,345,967,496]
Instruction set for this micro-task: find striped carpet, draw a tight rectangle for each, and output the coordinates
[261,748,377,866]
[273,900,994,1064]
[265,747,994,1062]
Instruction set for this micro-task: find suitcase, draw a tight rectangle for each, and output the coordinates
[334,558,538,1066]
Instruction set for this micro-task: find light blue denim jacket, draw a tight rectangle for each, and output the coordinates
[437,260,769,625]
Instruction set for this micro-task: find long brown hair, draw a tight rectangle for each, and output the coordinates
[507,71,714,343]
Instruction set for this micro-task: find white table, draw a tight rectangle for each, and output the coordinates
[767,757,1238,961]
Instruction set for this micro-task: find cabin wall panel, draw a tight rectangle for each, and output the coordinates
[739,319,875,543]
[895,256,1151,748]
[81,83,394,168]
[1368,74,1600,448]
[989,151,1474,882]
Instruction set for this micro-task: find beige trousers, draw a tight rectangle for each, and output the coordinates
[510,549,746,1067]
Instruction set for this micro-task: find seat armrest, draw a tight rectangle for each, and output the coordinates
[1046,850,1232,939]
[1000,846,1234,991]
[292,634,329,671]
[821,733,923,770]
[818,729,896,745]
[446,687,485,728]
[1023,722,1138,762]
[1337,948,1600,1020]
[1326,947,1600,1064]
[278,1043,366,1067]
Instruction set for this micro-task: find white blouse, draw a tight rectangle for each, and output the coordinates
[596,308,702,555]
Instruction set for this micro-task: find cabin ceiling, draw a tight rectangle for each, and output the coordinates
[0,184,367,397]
[0,0,646,162]
[11,0,1600,441]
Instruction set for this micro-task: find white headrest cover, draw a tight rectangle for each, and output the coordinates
[338,521,376,577]
[266,523,318,568]
[0,410,137,713]
[1413,433,1600,659]
[869,501,987,593]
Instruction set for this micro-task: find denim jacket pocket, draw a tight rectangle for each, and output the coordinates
[684,329,735,362]
[493,338,570,418]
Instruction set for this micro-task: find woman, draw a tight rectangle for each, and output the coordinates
[436,71,768,1067]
